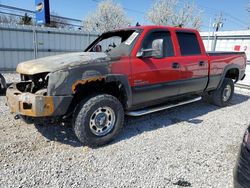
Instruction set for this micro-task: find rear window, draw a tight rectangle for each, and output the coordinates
[176,32,201,55]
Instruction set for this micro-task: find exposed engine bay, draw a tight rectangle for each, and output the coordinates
[18,72,49,95]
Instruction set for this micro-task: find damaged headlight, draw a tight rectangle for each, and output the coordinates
[47,70,70,95]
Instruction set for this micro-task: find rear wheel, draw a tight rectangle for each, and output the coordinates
[73,94,124,147]
[204,78,234,107]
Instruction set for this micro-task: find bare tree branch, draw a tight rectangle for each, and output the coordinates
[83,0,131,33]
[19,13,33,25]
[147,0,203,29]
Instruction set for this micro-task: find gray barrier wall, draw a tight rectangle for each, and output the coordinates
[1,25,250,71]
[0,24,99,71]
[200,30,250,61]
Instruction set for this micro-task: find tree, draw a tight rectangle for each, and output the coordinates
[83,0,131,33]
[147,0,177,26]
[19,13,33,25]
[147,0,203,29]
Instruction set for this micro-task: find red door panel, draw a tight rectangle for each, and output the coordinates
[130,56,180,106]
[131,56,180,86]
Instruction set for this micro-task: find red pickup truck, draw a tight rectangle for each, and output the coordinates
[6,26,246,146]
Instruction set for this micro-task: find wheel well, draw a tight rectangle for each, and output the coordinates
[225,68,239,81]
[69,80,127,113]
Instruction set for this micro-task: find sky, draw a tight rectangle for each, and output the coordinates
[0,0,249,31]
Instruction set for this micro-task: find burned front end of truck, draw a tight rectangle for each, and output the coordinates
[5,50,112,124]
[6,71,73,123]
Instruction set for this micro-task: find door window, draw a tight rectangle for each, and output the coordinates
[176,32,201,56]
[141,31,174,57]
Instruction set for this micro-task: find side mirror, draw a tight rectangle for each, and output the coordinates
[136,48,155,58]
[137,39,164,58]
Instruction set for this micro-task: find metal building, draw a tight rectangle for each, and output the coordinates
[201,30,250,86]
[0,24,98,71]
[200,30,250,61]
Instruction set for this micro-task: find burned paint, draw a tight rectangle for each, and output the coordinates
[6,84,72,117]
[72,76,105,93]
[16,52,108,75]
[47,63,110,96]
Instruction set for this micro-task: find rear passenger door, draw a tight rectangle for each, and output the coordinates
[175,31,209,94]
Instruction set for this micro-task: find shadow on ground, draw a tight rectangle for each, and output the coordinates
[34,92,250,148]
[35,123,83,147]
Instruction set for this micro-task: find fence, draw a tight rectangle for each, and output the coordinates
[200,30,250,62]
[1,25,250,71]
[0,24,98,71]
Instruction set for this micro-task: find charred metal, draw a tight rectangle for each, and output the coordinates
[20,72,49,95]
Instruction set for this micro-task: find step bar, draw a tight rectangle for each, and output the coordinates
[126,97,202,117]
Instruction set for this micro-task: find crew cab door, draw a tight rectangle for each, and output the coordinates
[130,30,180,106]
[175,31,209,94]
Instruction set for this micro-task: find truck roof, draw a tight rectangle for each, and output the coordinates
[125,25,198,33]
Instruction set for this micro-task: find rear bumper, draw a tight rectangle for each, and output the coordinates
[6,83,73,117]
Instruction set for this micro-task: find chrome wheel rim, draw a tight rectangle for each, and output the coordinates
[89,106,116,136]
[222,84,232,102]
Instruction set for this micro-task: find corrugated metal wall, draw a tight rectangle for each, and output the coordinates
[200,30,250,61]
[201,30,250,86]
[1,25,250,71]
[0,24,99,71]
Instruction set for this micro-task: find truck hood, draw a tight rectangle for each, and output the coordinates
[16,52,108,75]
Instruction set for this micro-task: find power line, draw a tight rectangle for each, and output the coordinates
[195,3,248,27]
[0,4,82,23]
[178,0,248,27]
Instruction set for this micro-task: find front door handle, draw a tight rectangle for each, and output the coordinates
[172,62,180,69]
[199,61,205,66]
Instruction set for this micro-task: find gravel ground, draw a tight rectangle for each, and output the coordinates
[0,74,250,188]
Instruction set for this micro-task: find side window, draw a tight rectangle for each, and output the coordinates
[176,32,201,55]
[142,31,174,57]
[94,36,122,52]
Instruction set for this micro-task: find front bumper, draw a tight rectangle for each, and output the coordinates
[6,83,73,117]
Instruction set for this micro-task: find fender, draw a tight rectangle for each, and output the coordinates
[72,74,133,110]
[105,74,133,110]
[217,64,240,89]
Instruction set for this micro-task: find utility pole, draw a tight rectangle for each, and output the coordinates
[247,3,250,29]
[211,13,225,51]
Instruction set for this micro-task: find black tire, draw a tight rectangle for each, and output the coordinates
[208,78,234,107]
[0,74,6,94]
[73,94,124,147]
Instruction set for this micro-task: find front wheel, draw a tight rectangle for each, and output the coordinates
[206,78,234,107]
[73,94,124,147]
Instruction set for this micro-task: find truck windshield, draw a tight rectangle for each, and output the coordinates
[85,29,141,57]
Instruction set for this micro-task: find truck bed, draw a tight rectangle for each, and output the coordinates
[207,51,246,56]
